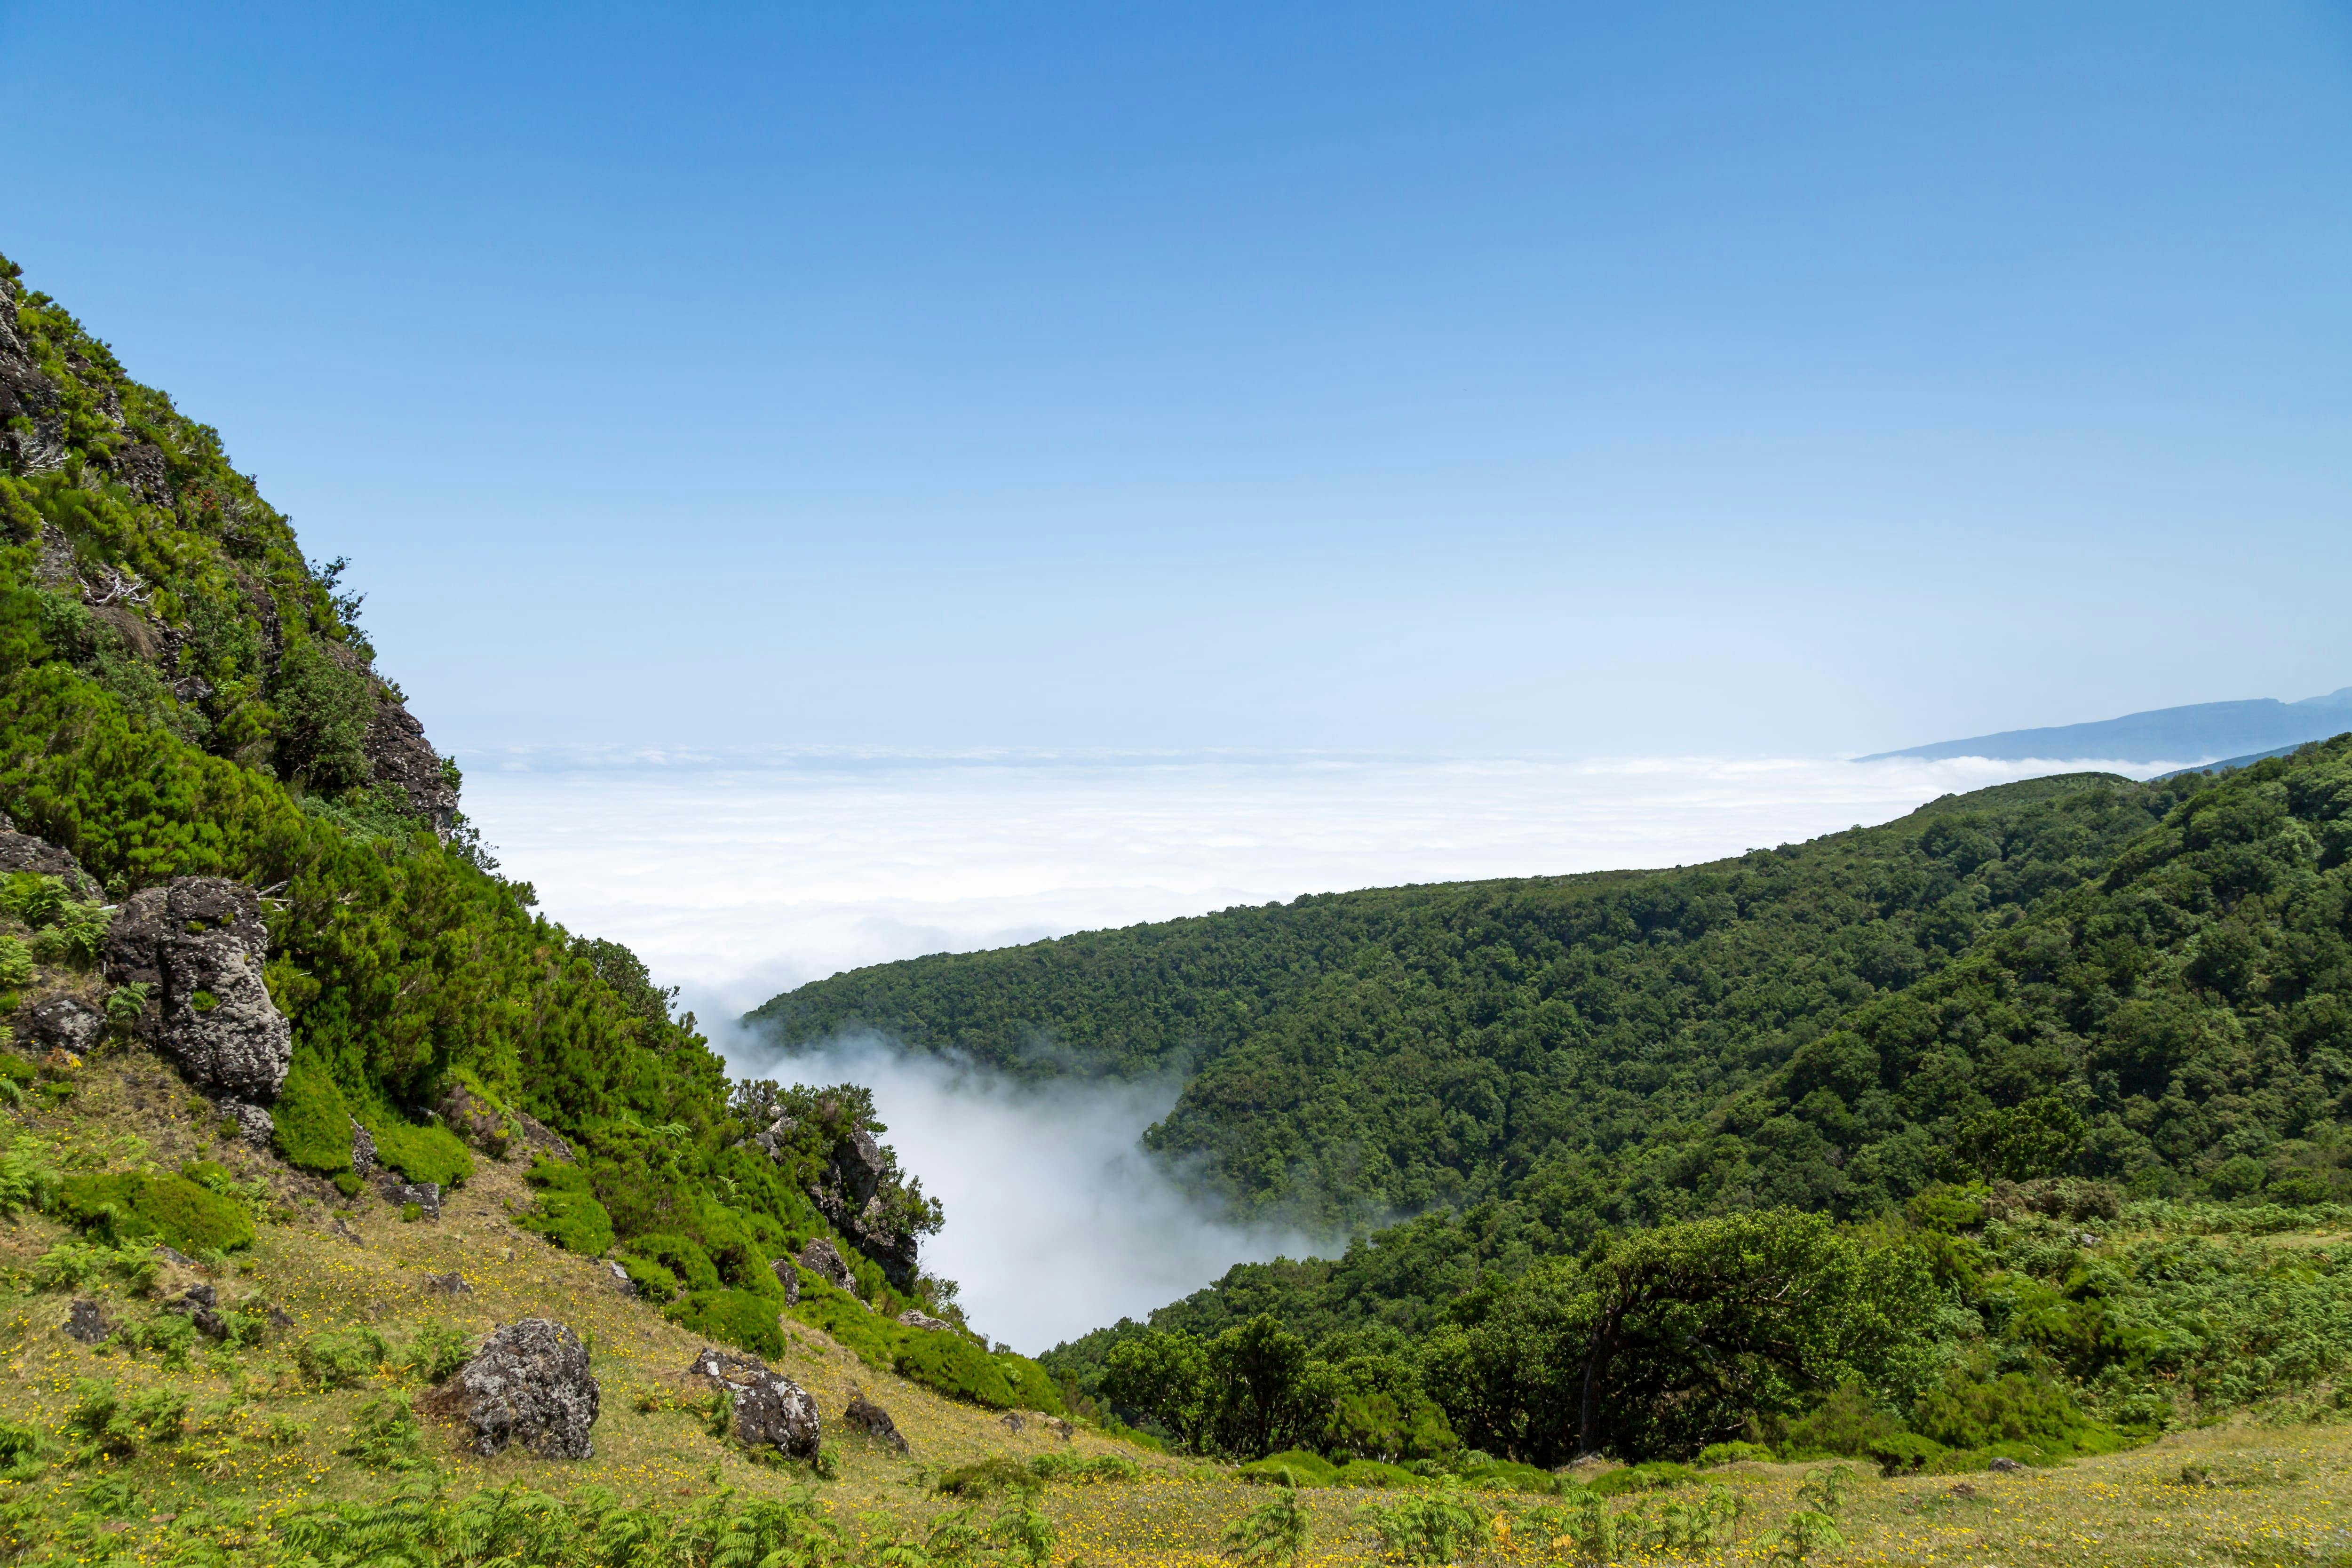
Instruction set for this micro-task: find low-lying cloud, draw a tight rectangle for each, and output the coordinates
[722,1027,1328,1355]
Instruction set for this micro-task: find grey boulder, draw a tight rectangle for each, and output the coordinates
[844,1393,909,1454]
[216,1098,275,1149]
[0,817,99,898]
[688,1346,821,1459]
[799,1238,859,1297]
[22,995,103,1053]
[102,878,291,1101]
[897,1308,953,1333]
[442,1319,599,1459]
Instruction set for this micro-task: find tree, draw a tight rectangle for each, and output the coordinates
[1099,1330,1215,1452]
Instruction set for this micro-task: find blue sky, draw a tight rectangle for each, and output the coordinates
[5,1,2348,758]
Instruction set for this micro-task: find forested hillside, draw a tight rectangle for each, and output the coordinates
[0,248,1039,1380]
[756,773,2211,1219]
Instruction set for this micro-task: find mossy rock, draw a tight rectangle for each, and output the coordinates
[59,1171,254,1252]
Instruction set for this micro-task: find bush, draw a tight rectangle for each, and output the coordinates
[896,1325,1019,1409]
[628,1231,721,1292]
[1239,1449,1340,1487]
[58,1171,254,1252]
[1868,1432,1949,1475]
[272,1051,354,1175]
[1588,1461,1696,1496]
[999,1352,1067,1415]
[616,1253,683,1301]
[517,1159,613,1255]
[362,1115,474,1188]
[1910,1372,2083,1453]
[1776,1382,1907,1460]
[299,1326,389,1389]
[1335,1459,1424,1489]
[1694,1441,1776,1468]
[667,1289,785,1360]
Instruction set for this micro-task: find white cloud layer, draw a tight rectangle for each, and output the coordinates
[459,747,2172,1349]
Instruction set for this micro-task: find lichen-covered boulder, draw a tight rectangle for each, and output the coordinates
[215,1098,275,1149]
[688,1346,821,1459]
[0,817,98,897]
[64,1299,111,1345]
[22,995,103,1053]
[101,878,291,1102]
[771,1258,802,1304]
[898,1308,953,1333]
[444,1319,599,1459]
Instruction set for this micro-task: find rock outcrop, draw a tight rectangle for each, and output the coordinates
[799,1238,859,1297]
[101,877,291,1102]
[439,1319,599,1459]
[64,1299,111,1345]
[0,817,99,897]
[843,1393,909,1454]
[437,1082,512,1159]
[771,1258,802,1305]
[216,1098,274,1149]
[0,276,65,476]
[22,996,103,1053]
[365,699,458,836]
[897,1308,953,1333]
[807,1124,921,1289]
[687,1346,821,1459]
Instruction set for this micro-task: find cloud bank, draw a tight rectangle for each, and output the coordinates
[721,1028,1327,1355]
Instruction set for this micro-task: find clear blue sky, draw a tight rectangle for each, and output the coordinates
[5,2,2347,758]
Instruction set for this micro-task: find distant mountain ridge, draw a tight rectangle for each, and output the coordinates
[1859,686,2352,764]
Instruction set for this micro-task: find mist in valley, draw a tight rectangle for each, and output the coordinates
[719,1026,1332,1355]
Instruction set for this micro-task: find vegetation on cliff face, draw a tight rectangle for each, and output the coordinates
[0,250,992,1375]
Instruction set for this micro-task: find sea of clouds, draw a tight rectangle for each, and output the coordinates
[460,748,2170,1350]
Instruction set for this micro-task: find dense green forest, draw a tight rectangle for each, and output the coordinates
[758,723,2352,1465]
[757,772,2251,1221]
[0,249,1063,1400]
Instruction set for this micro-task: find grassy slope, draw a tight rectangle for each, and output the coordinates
[0,1054,2329,1566]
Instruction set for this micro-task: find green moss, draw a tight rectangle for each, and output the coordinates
[270,1051,354,1175]
[667,1289,785,1360]
[58,1172,253,1252]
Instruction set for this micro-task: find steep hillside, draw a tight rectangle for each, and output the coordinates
[0,250,1056,1382]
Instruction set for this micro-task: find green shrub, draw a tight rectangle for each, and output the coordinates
[667,1289,785,1360]
[1694,1441,1777,1468]
[615,1253,683,1301]
[0,939,31,992]
[1457,1456,1563,1493]
[936,1456,1039,1497]
[999,1351,1067,1415]
[517,1159,613,1255]
[1335,1459,1424,1489]
[298,1326,389,1389]
[403,1320,471,1384]
[58,1171,254,1252]
[1868,1432,1949,1475]
[271,1052,354,1175]
[341,1392,428,1471]
[1239,1449,1339,1487]
[1776,1382,1909,1460]
[1589,1461,1696,1496]
[361,1114,473,1187]
[896,1325,1018,1409]
[1909,1372,2084,1453]
[628,1231,721,1292]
